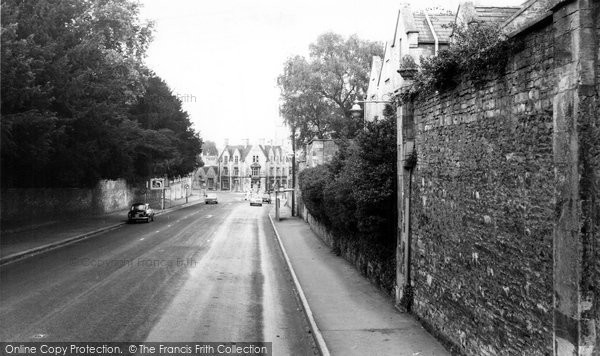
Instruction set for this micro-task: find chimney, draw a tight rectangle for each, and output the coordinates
[224,138,229,147]
[244,138,250,147]
[259,138,265,146]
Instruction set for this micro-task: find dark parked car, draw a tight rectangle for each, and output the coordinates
[261,192,272,204]
[128,203,154,223]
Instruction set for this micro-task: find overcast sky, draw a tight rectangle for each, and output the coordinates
[139,0,524,148]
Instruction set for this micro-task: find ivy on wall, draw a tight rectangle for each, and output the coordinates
[402,23,515,101]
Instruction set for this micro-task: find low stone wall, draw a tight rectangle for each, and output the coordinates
[1,187,94,223]
[1,179,162,226]
[305,211,396,297]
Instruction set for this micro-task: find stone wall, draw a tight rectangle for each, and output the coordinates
[1,179,162,225]
[408,18,556,355]
[305,211,396,297]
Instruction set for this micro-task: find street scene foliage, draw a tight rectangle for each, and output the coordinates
[278,33,383,147]
[1,0,202,188]
[405,22,513,99]
[299,106,397,293]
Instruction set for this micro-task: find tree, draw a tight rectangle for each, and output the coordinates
[278,33,383,147]
[1,0,154,187]
[1,0,202,188]
[128,76,203,180]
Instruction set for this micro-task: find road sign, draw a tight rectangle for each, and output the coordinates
[150,178,165,190]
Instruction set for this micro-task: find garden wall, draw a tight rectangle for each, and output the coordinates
[408,18,556,355]
[1,179,162,226]
[305,211,396,297]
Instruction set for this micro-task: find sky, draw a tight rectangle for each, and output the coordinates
[139,0,524,149]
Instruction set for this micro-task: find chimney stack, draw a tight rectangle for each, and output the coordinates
[224,138,229,147]
[244,138,250,147]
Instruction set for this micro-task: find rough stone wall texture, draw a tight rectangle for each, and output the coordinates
[306,212,396,296]
[409,22,555,355]
[1,179,161,225]
[591,2,600,352]
[1,187,93,223]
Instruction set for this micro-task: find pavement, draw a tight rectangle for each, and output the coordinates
[0,193,205,265]
[269,206,450,356]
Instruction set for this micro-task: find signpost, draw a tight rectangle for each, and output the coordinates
[150,178,166,210]
[275,188,294,221]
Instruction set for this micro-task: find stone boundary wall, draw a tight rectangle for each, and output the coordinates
[305,211,395,297]
[1,179,162,225]
[408,17,556,355]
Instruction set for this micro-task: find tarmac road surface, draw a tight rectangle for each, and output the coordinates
[0,192,316,355]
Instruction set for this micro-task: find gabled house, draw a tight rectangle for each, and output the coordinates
[217,140,291,192]
[193,141,220,190]
[365,6,455,122]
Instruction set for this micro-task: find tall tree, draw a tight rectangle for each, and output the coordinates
[129,76,203,180]
[1,0,204,187]
[278,32,383,146]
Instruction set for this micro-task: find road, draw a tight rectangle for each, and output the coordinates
[0,192,316,355]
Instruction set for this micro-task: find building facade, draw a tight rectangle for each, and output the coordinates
[217,140,291,192]
[193,141,219,190]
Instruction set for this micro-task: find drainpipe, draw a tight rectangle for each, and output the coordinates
[424,12,439,56]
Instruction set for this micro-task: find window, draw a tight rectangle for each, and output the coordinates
[223,155,228,162]
[289,168,292,175]
[234,156,238,163]
[223,167,229,176]
[269,167,274,176]
[234,167,239,176]
[252,167,260,176]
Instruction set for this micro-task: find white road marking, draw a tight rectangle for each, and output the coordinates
[206,215,213,218]
[140,238,145,241]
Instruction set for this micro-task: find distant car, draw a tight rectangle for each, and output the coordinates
[261,193,272,204]
[204,193,218,204]
[250,195,263,206]
[128,203,154,223]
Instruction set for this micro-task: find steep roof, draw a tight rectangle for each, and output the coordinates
[202,141,219,156]
[202,165,218,174]
[413,12,455,44]
[474,6,520,24]
[259,145,284,161]
[455,3,520,29]
[218,145,253,161]
[428,14,455,42]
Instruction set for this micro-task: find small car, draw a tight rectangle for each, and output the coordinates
[204,193,218,204]
[261,193,272,204]
[128,203,154,223]
[250,195,263,206]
